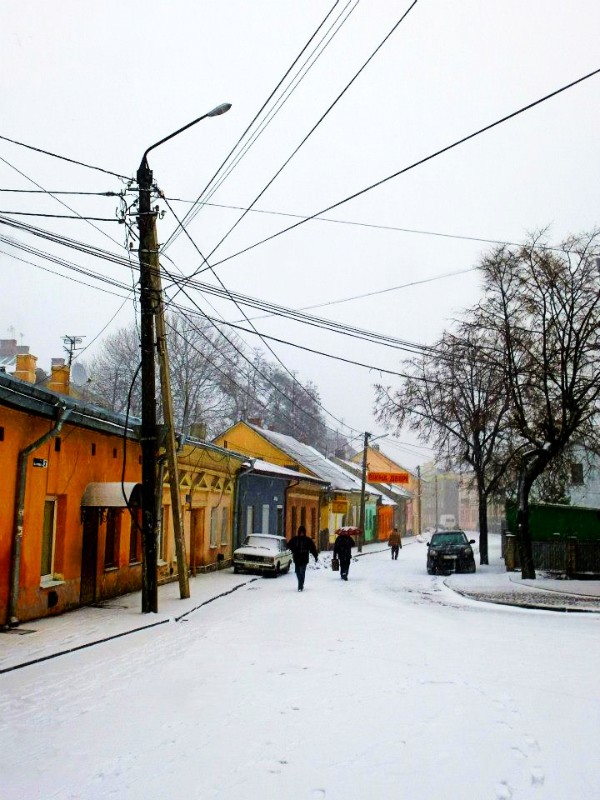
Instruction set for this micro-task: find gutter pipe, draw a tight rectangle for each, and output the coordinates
[7,403,71,627]
[233,460,255,549]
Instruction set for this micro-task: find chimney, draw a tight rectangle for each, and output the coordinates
[189,421,207,440]
[248,417,263,428]
[0,339,17,358]
[47,358,70,396]
[14,352,38,384]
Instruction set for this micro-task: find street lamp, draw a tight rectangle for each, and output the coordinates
[137,103,231,613]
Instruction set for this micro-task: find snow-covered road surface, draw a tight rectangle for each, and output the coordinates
[1,538,598,800]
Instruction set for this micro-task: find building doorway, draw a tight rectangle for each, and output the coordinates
[80,508,100,604]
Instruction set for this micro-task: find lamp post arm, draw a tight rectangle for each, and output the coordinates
[141,102,232,164]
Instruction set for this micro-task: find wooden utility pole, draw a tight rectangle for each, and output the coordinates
[137,157,159,613]
[357,432,370,552]
[153,265,190,599]
[416,465,422,535]
[135,102,231,613]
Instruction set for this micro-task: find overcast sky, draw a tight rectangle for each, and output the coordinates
[2,1,599,467]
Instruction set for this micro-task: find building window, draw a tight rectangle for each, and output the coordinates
[300,506,306,528]
[129,508,142,563]
[54,437,61,452]
[571,463,584,486]
[41,498,57,578]
[104,509,121,568]
[276,505,284,536]
[210,507,218,547]
[310,507,317,537]
[291,505,297,536]
[91,443,96,456]
[221,507,229,545]
[262,504,270,534]
[246,505,255,536]
[0,426,4,441]
[157,506,168,561]
[113,448,118,459]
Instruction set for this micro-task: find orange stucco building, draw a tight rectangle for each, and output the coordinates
[0,355,248,626]
[0,366,144,625]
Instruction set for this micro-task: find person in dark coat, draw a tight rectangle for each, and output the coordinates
[287,525,318,591]
[388,528,402,559]
[333,530,355,581]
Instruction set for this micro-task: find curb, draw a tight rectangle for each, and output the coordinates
[444,582,600,613]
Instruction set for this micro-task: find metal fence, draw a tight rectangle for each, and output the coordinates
[503,533,600,575]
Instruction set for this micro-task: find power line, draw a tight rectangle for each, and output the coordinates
[0,133,130,180]
[161,0,349,252]
[200,65,600,274]
[0,188,122,196]
[188,0,420,273]
[0,210,120,221]
[0,213,452,358]
[164,196,571,255]
[172,1,361,241]
[0,155,128,252]
[160,195,366,434]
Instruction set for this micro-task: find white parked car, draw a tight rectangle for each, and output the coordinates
[233,534,292,576]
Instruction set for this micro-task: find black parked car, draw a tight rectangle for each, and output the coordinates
[426,530,476,574]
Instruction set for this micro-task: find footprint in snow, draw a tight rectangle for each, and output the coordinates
[530,767,545,786]
[495,781,513,799]
[524,734,540,752]
[311,791,326,799]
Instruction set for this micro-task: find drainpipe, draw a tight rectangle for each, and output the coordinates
[284,479,300,537]
[7,403,71,627]
[233,460,255,549]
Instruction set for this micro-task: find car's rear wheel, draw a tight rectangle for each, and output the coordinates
[233,565,240,574]
[283,563,291,574]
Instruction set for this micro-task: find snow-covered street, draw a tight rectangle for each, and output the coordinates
[1,537,599,800]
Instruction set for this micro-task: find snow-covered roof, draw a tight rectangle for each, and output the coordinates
[247,425,360,491]
[250,458,329,485]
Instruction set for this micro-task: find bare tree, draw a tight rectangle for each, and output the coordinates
[84,324,142,417]
[475,231,600,578]
[375,324,514,564]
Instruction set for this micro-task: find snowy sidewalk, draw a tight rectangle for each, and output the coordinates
[0,571,258,674]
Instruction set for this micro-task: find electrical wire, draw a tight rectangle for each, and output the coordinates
[183,0,420,276]
[199,65,600,274]
[161,0,347,252]
[0,210,120,221]
[0,155,128,252]
[0,188,122,196]
[0,132,130,180]
[177,1,361,235]
[0,213,480,362]
[160,195,365,434]
[164,196,572,256]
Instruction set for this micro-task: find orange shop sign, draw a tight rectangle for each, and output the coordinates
[331,500,349,513]
[367,471,409,484]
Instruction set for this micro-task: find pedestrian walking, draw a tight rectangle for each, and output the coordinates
[333,529,355,581]
[287,525,319,591]
[388,528,401,559]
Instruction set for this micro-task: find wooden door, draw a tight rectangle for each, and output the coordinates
[190,508,205,574]
[80,508,99,604]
